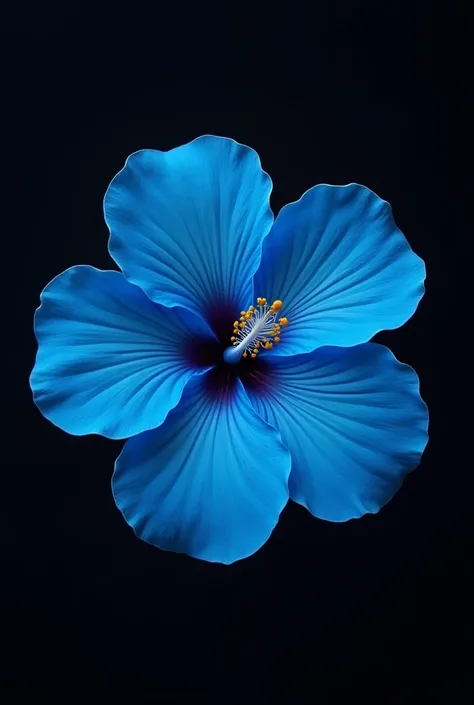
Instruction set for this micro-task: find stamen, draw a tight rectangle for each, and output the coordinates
[223,298,289,364]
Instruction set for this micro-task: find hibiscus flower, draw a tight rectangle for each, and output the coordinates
[30,136,428,563]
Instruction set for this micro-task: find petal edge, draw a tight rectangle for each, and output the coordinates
[30,266,216,439]
[245,343,429,521]
[253,183,426,355]
[113,373,291,563]
[105,135,274,324]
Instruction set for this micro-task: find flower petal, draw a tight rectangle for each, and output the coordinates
[253,184,425,355]
[112,373,291,563]
[30,266,217,439]
[245,344,428,521]
[105,135,273,324]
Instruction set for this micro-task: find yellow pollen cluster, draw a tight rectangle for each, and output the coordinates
[229,297,289,359]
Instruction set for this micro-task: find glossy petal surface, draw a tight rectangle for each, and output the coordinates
[31,266,216,439]
[113,374,291,563]
[253,184,425,355]
[105,136,273,323]
[246,344,428,521]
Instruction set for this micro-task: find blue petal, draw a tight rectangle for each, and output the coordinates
[253,184,425,355]
[245,344,428,521]
[30,266,217,439]
[105,136,273,322]
[112,373,291,563]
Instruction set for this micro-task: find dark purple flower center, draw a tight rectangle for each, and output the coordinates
[184,298,282,402]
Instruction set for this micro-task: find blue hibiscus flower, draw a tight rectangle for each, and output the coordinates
[30,135,428,564]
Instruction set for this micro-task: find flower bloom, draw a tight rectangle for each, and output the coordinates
[30,136,428,563]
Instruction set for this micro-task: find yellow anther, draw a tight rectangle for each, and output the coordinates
[279,317,288,326]
[251,353,257,358]
[239,322,246,329]
[274,336,281,343]
[240,311,247,316]
[264,342,273,349]
[253,348,259,354]
[243,351,248,358]
[233,329,239,334]
[272,300,283,311]
[245,313,251,320]
[233,321,239,327]
[230,336,236,342]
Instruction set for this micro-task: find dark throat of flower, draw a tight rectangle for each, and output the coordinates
[181,297,288,404]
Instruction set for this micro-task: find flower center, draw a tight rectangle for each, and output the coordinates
[223,297,289,364]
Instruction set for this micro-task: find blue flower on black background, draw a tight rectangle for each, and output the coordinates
[30,136,428,564]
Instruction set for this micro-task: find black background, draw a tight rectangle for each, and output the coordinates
[3,2,471,702]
